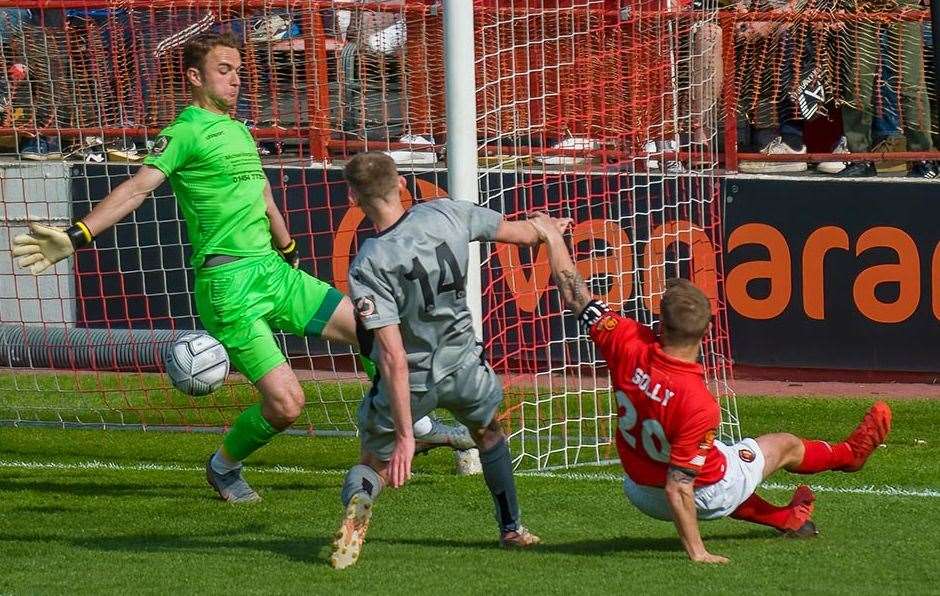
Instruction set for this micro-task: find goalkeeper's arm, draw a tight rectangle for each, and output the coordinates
[12,165,166,274]
[262,180,299,268]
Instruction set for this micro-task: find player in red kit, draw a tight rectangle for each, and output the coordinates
[527,213,892,564]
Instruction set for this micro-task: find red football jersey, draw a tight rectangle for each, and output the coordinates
[590,311,726,487]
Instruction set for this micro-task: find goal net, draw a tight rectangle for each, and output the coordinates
[0,0,737,468]
[471,0,736,467]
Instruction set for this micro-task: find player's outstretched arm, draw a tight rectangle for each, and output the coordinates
[12,165,166,274]
[527,212,592,314]
[262,180,299,268]
[492,215,571,247]
[373,324,414,489]
[664,466,729,564]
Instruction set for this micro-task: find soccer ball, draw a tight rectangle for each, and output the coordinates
[165,332,230,396]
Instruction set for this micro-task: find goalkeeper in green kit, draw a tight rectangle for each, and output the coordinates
[11,33,474,503]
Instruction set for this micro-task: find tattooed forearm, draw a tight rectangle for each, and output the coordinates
[667,466,697,485]
[556,269,593,313]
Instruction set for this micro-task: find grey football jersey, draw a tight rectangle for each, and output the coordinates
[348,199,503,391]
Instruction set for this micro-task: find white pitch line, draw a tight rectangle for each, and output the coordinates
[0,459,345,477]
[1,460,937,499]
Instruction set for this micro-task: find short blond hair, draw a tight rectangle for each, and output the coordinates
[343,151,399,207]
[660,278,711,347]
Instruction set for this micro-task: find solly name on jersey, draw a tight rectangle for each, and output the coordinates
[631,367,675,407]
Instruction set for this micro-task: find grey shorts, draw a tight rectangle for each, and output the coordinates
[357,353,502,461]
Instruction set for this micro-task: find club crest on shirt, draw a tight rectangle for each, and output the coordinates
[738,448,756,463]
[151,136,170,155]
[601,316,618,331]
[355,295,377,319]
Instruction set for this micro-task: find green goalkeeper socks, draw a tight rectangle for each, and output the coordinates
[222,403,280,462]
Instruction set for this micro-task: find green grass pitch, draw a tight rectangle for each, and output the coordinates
[1,397,938,595]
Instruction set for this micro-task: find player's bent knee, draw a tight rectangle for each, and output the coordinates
[261,387,306,429]
[474,418,506,452]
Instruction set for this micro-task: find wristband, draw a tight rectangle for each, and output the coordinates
[66,221,94,249]
[277,238,300,268]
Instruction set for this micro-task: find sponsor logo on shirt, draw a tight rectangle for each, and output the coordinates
[355,295,378,319]
[690,454,706,466]
[601,316,618,331]
[206,130,224,140]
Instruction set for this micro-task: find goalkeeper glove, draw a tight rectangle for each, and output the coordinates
[277,238,300,269]
[11,221,93,275]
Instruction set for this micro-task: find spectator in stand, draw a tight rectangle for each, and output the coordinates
[925,20,939,158]
[818,29,907,175]
[17,9,66,160]
[735,0,820,174]
[336,1,417,152]
[0,8,31,152]
[834,0,936,178]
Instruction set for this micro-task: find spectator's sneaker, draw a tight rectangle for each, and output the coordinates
[414,418,476,454]
[62,136,104,163]
[387,134,437,165]
[907,161,937,179]
[739,136,808,173]
[836,160,877,177]
[330,492,374,570]
[106,140,142,162]
[535,136,600,166]
[839,401,892,472]
[644,139,684,173]
[500,526,541,549]
[81,150,105,163]
[20,137,61,161]
[817,136,848,174]
[205,455,262,503]
[256,141,284,157]
[250,14,299,42]
[872,136,906,173]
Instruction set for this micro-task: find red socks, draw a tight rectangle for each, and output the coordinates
[730,493,792,531]
[790,439,853,474]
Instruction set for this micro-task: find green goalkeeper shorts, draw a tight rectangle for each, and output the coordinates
[194,251,344,383]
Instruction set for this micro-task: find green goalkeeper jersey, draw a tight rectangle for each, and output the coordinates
[143,105,271,270]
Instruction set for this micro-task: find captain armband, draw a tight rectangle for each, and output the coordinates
[578,299,611,330]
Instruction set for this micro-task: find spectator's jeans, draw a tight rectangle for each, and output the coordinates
[872,28,901,139]
[842,11,933,152]
[744,28,812,148]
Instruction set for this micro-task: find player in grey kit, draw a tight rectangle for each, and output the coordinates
[329,151,568,569]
